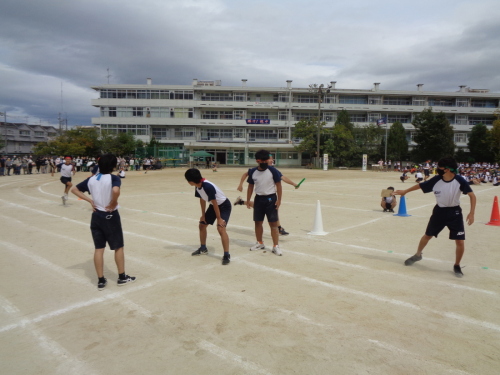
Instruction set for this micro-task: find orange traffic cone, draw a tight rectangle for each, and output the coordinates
[486,196,500,226]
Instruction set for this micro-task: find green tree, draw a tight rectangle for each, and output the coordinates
[387,121,409,162]
[101,131,138,155]
[34,127,102,156]
[467,123,493,162]
[0,133,4,150]
[490,116,500,163]
[325,123,357,166]
[352,123,384,162]
[292,118,328,157]
[335,109,354,133]
[411,108,455,162]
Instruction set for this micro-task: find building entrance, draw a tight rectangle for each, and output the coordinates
[215,151,226,164]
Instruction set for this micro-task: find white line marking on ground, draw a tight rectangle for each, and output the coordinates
[198,340,273,375]
[0,276,178,334]
[367,339,473,375]
[288,250,497,296]
[0,295,99,375]
[240,259,500,333]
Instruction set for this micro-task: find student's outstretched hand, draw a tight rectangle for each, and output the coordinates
[394,190,406,196]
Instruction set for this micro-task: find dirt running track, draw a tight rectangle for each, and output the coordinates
[0,167,499,375]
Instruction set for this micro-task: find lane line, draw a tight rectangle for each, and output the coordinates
[198,340,273,375]
[0,296,99,375]
[240,259,500,334]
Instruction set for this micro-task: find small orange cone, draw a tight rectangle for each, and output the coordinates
[486,196,500,226]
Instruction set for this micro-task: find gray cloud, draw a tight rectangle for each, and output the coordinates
[0,0,499,126]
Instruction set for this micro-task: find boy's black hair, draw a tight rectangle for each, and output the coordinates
[98,154,117,174]
[255,149,270,161]
[185,168,203,183]
[437,157,458,173]
[387,186,394,190]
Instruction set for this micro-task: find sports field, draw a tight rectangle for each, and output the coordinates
[1,167,499,375]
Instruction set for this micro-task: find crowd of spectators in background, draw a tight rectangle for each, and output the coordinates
[0,155,165,177]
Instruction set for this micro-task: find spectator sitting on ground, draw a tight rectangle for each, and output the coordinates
[380,187,397,213]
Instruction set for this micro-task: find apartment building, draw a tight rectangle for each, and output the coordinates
[0,122,59,155]
[91,79,500,166]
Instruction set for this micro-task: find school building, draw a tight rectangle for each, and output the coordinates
[90,79,500,166]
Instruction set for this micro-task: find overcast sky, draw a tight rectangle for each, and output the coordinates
[1,0,499,127]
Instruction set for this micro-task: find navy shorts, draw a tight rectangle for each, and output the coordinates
[424,169,430,176]
[425,205,465,240]
[253,194,279,223]
[202,199,231,226]
[90,210,124,250]
[60,176,72,185]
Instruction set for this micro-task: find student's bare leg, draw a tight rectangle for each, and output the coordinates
[94,248,105,278]
[454,240,465,265]
[391,201,397,210]
[255,221,264,242]
[199,223,208,245]
[416,234,432,256]
[217,225,229,253]
[64,182,72,195]
[269,221,279,246]
[114,247,125,274]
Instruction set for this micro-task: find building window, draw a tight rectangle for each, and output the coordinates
[369,113,381,123]
[233,128,245,138]
[294,112,317,121]
[201,93,233,101]
[279,152,299,159]
[250,112,269,119]
[278,129,288,139]
[428,98,454,107]
[234,93,246,101]
[19,130,30,136]
[34,131,45,137]
[248,129,277,141]
[132,107,143,117]
[323,112,335,122]
[470,100,497,108]
[387,115,411,123]
[339,96,368,104]
[350,114,367,122]
[383,97,411,105]
[152,128,167,139]
[454,133,467,143]
[412,98,426,106]
[295,95,317,103]
[469,116,494,125]
[233,110,245,120]
[173,91,194,100]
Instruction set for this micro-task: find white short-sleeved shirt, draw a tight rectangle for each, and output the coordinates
[420,175,472,207]
[76,174,122,211]
[194,179,227,205]
[247,166,282,195]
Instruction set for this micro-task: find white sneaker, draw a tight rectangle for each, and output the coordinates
[250,243,265,251]
[272,245,282,256]
[61,195,67,205]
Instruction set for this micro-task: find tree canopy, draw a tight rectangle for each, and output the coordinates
[467,123,493,162]
[386,121,409,162]
[411,108,455,162]
[32,128,141,156]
